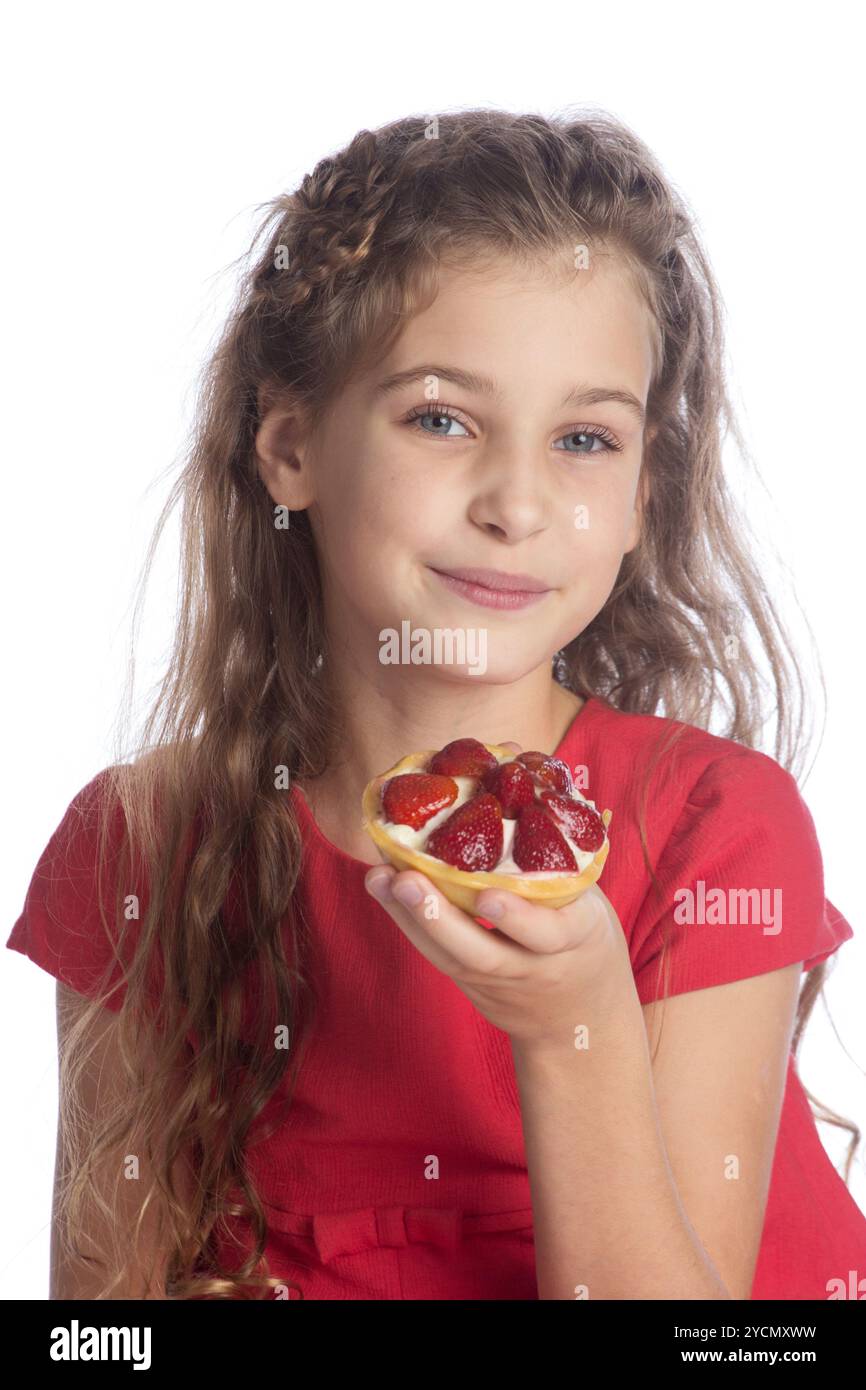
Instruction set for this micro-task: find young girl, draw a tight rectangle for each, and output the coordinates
[9,107,866,1301]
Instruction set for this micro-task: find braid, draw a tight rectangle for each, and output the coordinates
[260,129,402,309]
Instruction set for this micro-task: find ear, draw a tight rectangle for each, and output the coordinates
[255,385,317,511]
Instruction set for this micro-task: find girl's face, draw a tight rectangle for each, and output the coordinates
[259,251,656,684]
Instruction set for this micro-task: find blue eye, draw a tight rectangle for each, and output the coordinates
[401,403,623,455]
[554,427,623,457]
[403,405,470,438]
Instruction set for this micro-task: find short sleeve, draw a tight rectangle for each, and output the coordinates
[6,769,141,1012]
[629,751,853,1005]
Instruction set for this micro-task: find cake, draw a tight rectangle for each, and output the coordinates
[361,737,611,915]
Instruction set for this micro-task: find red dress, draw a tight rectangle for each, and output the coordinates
[8,695,866,1299]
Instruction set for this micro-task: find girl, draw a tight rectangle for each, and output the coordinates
[8,107,866,1301]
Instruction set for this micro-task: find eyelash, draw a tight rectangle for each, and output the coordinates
[401,403,624,456]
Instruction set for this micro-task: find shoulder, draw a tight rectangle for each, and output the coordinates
[30,759,161,867]
[575,701,825,938]
[580,697,799,808]
[6,758,168,1011]
[63,762,124,825]
[17,764,125,874]
[608,711,848,1001]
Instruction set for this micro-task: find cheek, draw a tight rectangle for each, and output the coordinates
[313,448,393,540]
[564,471,638,553]
[315,469,423,586]
[354,461,452,549]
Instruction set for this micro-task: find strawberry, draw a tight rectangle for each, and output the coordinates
[517,750,573,795]
[481,760,535,818]
[381,772,459,830]
[512,804,577,871]
[539,790,605,851]
[429,737,499,777]
[424,792,503,871]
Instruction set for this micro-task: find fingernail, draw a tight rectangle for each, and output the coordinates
[391,879,423,907]
[480,896,504,918]
[366,870,392,898]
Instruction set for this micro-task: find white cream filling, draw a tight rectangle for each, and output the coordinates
[380,756,605,878]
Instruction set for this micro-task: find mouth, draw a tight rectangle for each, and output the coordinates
[428,565,553,611]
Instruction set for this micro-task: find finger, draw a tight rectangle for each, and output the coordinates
[364,866,527,976]
[364,866,465,975]
[474,883,608,954]
[498,740,523,754]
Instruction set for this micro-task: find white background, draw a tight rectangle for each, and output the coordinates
[2,0,864,1298]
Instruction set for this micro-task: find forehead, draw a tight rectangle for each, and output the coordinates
[358,250,657,404]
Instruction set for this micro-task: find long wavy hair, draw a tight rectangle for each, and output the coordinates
[55,106,861,1299]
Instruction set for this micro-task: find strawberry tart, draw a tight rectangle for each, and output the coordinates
[361,737,612,915]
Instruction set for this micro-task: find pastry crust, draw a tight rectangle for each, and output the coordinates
[361,742,612,916]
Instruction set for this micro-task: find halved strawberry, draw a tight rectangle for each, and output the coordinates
[539,790,605,851]
[481,760,535,818]
[512,804,577,871]
[517,751,573,795]
[382,773,459,830]
[429,737,499,777]
[424,792,503,871]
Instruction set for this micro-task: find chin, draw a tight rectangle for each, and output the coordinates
[434,656,544,686]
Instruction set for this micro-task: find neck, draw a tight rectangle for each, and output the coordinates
[298,658,585,859]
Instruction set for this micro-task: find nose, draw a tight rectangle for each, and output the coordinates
[466,440,553,543]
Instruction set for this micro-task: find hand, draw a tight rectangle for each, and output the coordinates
[363,865,631,1052]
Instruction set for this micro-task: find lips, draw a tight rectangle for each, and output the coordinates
[430,566,551,594]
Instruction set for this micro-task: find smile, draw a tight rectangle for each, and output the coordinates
[428,566,552,611]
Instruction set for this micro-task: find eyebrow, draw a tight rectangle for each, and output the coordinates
[371,364,646,426]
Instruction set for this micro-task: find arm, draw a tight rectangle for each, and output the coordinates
[50,981,195,1299]
[363,849,803,1302]
[511,958,802,1300]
